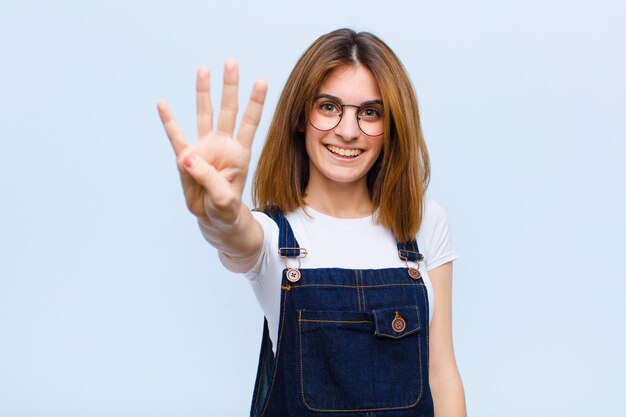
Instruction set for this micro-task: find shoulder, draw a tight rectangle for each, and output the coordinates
[243,210,280,280]
[418,199,451,239]
[420,198,452,230]
[423,198,448,221]
[250,209,280,238]
[417,198,459,271]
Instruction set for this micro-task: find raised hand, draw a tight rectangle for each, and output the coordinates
[157,61,267,229]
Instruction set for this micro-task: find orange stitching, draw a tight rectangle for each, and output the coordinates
[355,270,361,311]
[300,319,370,324]
[422,283,430,379]
[415,299,424,406]
[359,270,364,312]
[288,283,425,289]
[298,310,306,410]
[360,270,367,311]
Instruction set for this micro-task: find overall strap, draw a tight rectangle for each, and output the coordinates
[262,208,303,257]
[397,240,425,263]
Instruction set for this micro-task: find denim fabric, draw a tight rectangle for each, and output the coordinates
[250,209,434,417]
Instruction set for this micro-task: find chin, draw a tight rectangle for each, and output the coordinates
[319,169,369,185]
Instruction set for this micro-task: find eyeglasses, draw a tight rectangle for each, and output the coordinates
[308,94,384,137]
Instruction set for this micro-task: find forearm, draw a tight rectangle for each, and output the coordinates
[197,204,263,273]
[430,369,467,417]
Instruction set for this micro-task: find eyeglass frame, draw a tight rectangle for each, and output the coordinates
[307,94,385,137]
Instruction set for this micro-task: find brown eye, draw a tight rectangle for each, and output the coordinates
[359,106,382,120]
[319,102,340,114]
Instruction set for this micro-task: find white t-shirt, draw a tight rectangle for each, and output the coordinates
[243,199,459,354]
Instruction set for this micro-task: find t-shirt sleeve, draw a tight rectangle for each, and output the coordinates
[243,210,279,282]
[420,200,459,271]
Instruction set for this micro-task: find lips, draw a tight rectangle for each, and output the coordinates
[325,144,363,158]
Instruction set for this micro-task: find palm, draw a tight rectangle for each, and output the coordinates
[157,61,267,225]
[180,131,250,218]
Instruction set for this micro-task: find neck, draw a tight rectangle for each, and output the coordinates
[304,175,374,218]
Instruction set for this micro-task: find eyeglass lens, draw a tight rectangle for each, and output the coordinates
[309,97,384,136]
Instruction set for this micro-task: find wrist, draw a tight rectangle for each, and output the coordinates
[197,203,244,233]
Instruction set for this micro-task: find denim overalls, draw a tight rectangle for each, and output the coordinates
[250,209,434,417]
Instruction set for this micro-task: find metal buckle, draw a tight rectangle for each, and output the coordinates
[277,247,308,257]
[398,249,424,262]
[278,247,307,283]
[398,250,424,280]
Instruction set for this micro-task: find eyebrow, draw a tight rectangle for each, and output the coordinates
[314,94,383,107]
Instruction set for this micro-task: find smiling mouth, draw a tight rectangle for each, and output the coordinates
[325,144,363,158]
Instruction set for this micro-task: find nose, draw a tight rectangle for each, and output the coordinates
[333,106,361,141]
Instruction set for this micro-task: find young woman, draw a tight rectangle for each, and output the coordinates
[158,29,466,417]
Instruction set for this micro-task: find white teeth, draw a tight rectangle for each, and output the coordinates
[326,145,363,157]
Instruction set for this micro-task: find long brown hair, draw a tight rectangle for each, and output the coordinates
[252,28,430,242]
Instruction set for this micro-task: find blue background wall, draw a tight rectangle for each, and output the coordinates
[1,0,624,415]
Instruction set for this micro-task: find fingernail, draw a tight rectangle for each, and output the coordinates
[184,154,195,167]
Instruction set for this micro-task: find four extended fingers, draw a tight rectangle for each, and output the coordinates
[157,99,189,156]
[196,67,213,138]
[216,60,239,136]
[237,78,268,149]
[159,61,266,156]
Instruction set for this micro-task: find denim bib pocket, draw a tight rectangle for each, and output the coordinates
[298,305,424,412]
